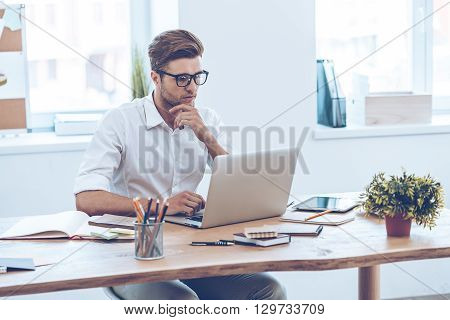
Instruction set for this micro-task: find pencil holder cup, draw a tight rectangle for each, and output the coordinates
[134,221,164,260]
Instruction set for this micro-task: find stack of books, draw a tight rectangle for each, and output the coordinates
[233,226,290,247]
[233,233,291,247]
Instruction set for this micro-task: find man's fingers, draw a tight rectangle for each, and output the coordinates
[187,192,205,208]
[178,113,194,121]
[179,120,190,128]
[184,199,199,209]
[187,192,203,202]
[182,206,195,216]
[169,104,193,114]
[174,112,196,129]
[185,195,201,204]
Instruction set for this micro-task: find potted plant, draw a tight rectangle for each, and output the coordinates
[131,46,149,100]
[360,171,444,237]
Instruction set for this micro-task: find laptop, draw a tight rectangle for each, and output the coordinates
[165,148,299,228]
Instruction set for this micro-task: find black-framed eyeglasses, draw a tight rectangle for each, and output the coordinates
[156,70,209,87]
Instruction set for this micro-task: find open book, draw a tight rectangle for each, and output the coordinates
[0,211,134,240]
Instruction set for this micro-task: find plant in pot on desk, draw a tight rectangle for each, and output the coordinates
[360,171,444,237]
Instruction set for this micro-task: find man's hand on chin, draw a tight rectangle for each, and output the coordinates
[166,191,205,216]
[169,104,213,143]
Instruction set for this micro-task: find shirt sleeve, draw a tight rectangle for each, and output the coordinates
[73,109,126,195]
[205,108,232,168]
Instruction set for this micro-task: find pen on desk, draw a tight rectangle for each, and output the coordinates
[144,197,153,223]
[191,241,234,246]
[286,201,294,208]
[218,239,235,244]
[304,209,333,221]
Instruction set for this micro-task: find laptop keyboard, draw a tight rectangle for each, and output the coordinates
[188,214,204,222]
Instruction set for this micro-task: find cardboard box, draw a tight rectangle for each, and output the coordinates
[365,94,432,126]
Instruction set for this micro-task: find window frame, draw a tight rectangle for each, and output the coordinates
[316,0,449,116]
[412,0,449,111]
[29,0,153,130]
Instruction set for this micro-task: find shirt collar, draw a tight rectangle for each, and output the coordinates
[142,94,165,130]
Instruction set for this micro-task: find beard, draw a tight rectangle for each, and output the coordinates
[160,84,195,110]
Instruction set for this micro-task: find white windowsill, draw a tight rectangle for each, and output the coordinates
[313,114,450,140]
[2,113,450,156]
[0,132,92,156]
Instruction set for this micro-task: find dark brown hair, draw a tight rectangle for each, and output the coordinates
[148,29,204,71]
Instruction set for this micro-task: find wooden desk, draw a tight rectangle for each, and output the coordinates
[1,205,450,299]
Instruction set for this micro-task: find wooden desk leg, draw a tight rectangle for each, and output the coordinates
[358,265,380,300]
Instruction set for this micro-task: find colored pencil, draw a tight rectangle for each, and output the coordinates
[304,209,333,221]
[155,199,160,222]
[144,197,153,224]
[160,202,169,222]
[132,198,143,223]
[133,197,145,222]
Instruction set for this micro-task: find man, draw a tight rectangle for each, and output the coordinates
[74,29,286,300]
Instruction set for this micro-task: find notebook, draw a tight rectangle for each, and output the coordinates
[244,226,278,239]
[271,224,323,236]
[280,210,356,226]
[244,224,323,237]
[233,233,291,247]
[0,211,134,240]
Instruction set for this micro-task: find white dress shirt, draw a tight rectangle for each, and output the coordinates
[73,96,228,199]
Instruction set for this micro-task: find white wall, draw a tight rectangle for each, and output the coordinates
[1,0,449,300]
[0,150,83,216]
[179,0,450,300]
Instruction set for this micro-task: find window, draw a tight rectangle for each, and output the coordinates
[433,0,450,96]
[316,0,450,109]
[24,0,131,114]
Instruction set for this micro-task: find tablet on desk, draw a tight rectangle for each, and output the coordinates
[292,196,358,213]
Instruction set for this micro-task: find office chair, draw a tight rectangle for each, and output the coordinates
[103,287,121,300]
